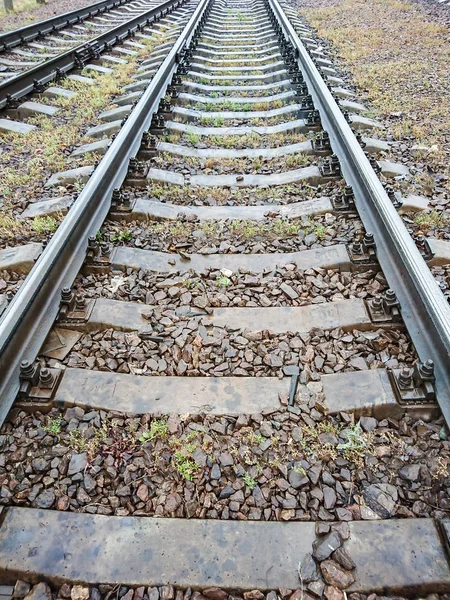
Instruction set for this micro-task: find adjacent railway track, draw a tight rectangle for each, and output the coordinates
[0,0,450,595]
[0,0,147,50]
[0,0,186,105]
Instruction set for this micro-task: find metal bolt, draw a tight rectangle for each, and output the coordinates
[343,186,354,202]
[371,296,383,310]
[363,232,375,248]
[20,360,35,379]
[75,294,86,310]
[352,241,363,254]
[385,289,397,303]
[419,359,434,379]
[39,368,54,388]
[398,367,413,389]
[369,156,381,173]
[355,132,366,148]
[61,287,73,304]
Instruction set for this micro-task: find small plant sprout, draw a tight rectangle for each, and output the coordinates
[216,275,231,288]
[174,450,200,481]
[111,228,132,243]
[41,416,63,437]
[337,423,368,458]
[138,419,168,443]
[243,472,257,489]
[68,429,87,453]
[414,210,447,232]
[293,464,307,476]
[31,215,59,234]
[187,128,200,146]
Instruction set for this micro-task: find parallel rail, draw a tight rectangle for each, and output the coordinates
[267,0,450,424]
[0,0,210,425]
[0,0,186,109]
[1,0,136,50]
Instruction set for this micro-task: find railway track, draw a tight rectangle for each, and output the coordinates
[1,0,450,596]
[0,0,169,81]
[0,0,191,109]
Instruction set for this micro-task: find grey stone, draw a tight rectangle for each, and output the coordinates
[332,547,355,571]
[210,464,221,480]
[363,483,398,518]
[288,467,309,489]
[68,453,87,476]
[33,490,55,509]
[323,485,336,510]
[312,531,341,561]
[23,583,52,600]
[398,463,421,482]
[359,416,377,431]
[219,485,234,499]
[13,581,31,599]
[299,553,319,583]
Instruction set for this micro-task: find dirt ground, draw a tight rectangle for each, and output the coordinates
[294,0,450,201]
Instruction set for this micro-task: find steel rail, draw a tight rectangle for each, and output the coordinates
[0,0,209,426]
[269,0,450,425]
[0,0,133,50]
[0,0,185,109]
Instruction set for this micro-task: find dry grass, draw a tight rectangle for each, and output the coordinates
[0,0,39,18]
[300,0,450,189]
[152,151,312,173]
[0,36,159,205]
[145,216,327,240]
[146,180,314,205]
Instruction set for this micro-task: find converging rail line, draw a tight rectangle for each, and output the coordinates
[0,0,189,107]
[0,0,450,595]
